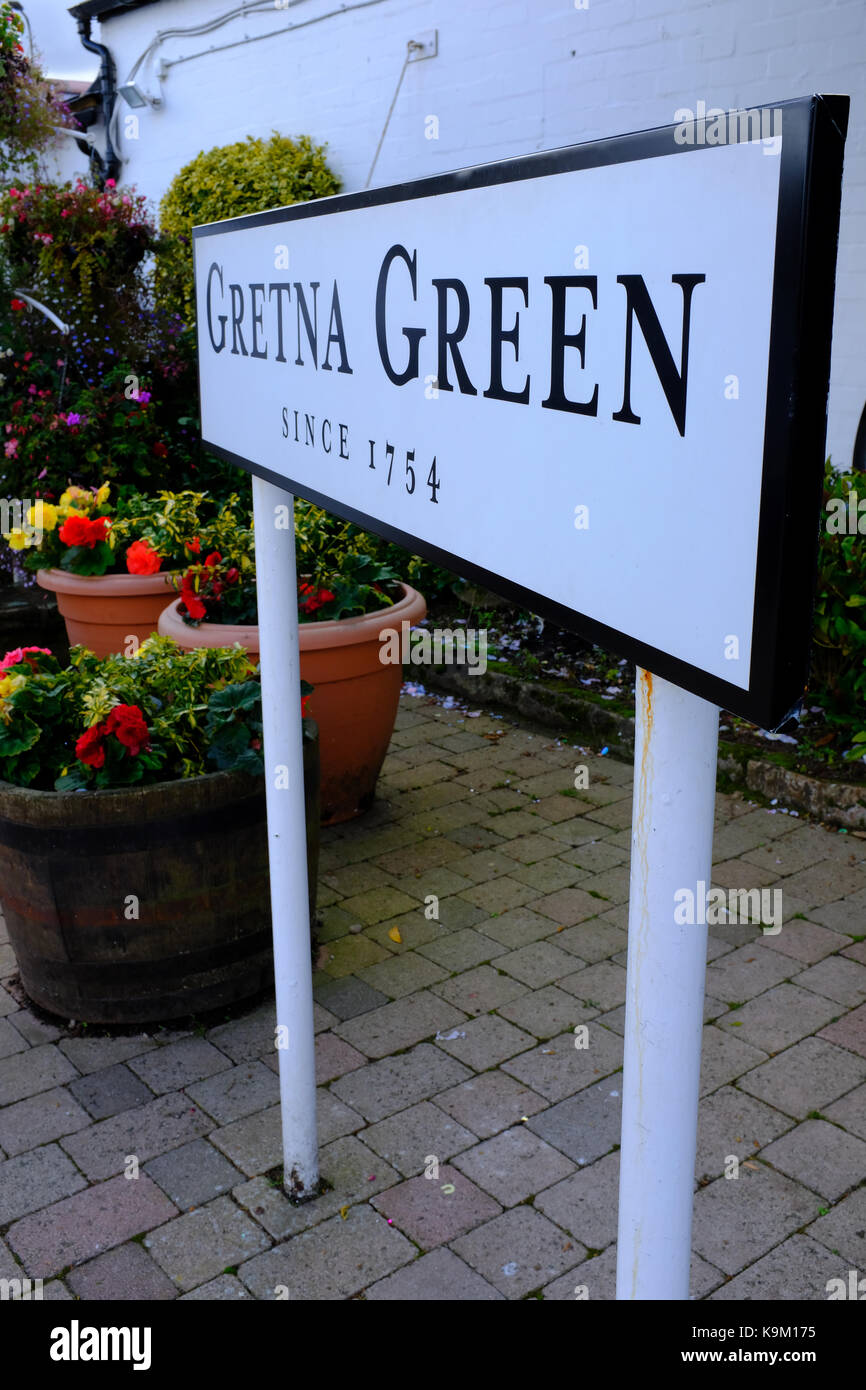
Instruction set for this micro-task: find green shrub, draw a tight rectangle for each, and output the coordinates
[156,132,340,323]
[812,458,866,753]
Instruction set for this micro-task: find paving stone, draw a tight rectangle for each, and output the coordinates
[501,833,566,866]
[794,955,866,1008]
[316,905,359,942]
[375,835,469,875]
[704,943,797,1002]
[144,1194,270,1292]
[366,912,446,954]
[541,817,606,849]
[823,1081,866,1141]
[57,1035,154,1074]
[330,1042,472,1123]
[527,1081,622,1165]
[0,1044,79,1105]
[433,1070,547,1139]
[366,1246,505,1300]
[529,887,605,926]
[737,1036,866,1119]
[476,906,563,949]
[180,1274,253,1300]
[434,1014,534,1071]
[361,1101,477,1177]
[338,886,425,926]
[742,828,836,877]
[719,984,841,1054]
[495,940,578,989]
[320,861,395,896]
[7,1174,178,1279]
[583,800,633,831]
[699,1025,768,1094]
[535,1149,620,1251]
[205,1000,276,1062]
[236,1136,400,1240]
[60,1093,213,1181]
[316,1088,366,1144]
[68,1063,153,1120]
[458,876,537,915]
[0,1016,31,1058]
[761,1118,866,1201]
[320,934,391,977]
[710,1233,853,1301]
[843,940,866,965]
[209,1106,282,1177]
[144,1138,243,1210]
[498,985,596,1039]
[334,989,467,1059]
[430,964,527,1017]
[510,857,587,894]
[691,1164,821,1275]
[0,1143,87,1225]
[457,849,522,884]
[695,1086,793,1181]
[543,1245,723,1301]
[186,1060,280,1124]
[553,918,628,963]
[451,1205,580,1299]
[417,928,508,972]
[453,1125,574,1206]
[811,898,866,935]
[5,1012,64,1048]
[806,1185,866,1269]
[126,1038,232,1095]
[0,983,18,1017]
[356,951,449,999]
[371,1164,501,1248]
[66,1241,178,1301]
[818,1001,866,1058]
[503,1026,622,1102]
[312,976,389,1020]
[240,1203,415,1299]
[778,862,866,909]
[758,917,851,964]
[0,1086,91,1156]
[558,960,627,1010]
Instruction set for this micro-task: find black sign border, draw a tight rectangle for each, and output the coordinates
[193,94,848,730]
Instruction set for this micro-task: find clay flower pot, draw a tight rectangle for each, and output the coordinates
[159,582,427,823]
[36,569,177,658]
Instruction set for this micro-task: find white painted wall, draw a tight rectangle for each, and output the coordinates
[62,0,866,467]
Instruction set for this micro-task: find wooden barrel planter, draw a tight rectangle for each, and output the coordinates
[0,728,320,1024]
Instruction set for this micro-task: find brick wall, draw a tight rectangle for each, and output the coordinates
[72,0,866,466]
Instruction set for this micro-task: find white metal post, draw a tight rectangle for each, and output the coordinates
[616,668,718,1299]
[252,477,318,1197]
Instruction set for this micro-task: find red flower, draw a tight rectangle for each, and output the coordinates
[0,646,51,673]
[301,695,311,718]
[181,577,207,621]
[75,725,105,768]
[298,582,335,615]
[225,567,239,584]
[126,538,162,575]
[152,441,168,458]
[204,551,221,568]
[105,704,149,755]
[9,298,25,312]
[186,537,201,556]
[58,514,110,549]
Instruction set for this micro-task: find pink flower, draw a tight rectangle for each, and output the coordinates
[65,412,82,426]
[105,178,116,188]
[4,440,18,457]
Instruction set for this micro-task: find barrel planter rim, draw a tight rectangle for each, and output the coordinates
[0,724,318,830]
[157,580,426,651]
[36,568,178,598]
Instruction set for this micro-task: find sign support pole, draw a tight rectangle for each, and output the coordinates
[616,668,719,1299]
[252,476,319,1198]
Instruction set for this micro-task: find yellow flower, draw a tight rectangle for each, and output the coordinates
[59,486,91,511]
[4,528,32,551]
[95,482,111,506]
[27,502,59,532]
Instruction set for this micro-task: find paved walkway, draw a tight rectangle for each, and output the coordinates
[1,693,865,1300]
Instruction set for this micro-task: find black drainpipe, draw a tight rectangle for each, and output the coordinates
[75,15,121,189]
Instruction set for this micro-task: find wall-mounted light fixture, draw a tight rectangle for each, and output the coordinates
[117,80,161,109]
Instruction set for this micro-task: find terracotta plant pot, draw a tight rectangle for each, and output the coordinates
[36,568,176,659]
[159,582,427,823]
[0,732,320,1024]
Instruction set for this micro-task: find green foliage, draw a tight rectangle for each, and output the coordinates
[0,637,264,790]
[156,133,340,323]
[812,459,866,755]
[0,3,72,181]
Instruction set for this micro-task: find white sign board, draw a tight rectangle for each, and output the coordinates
[195,96,846,728]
